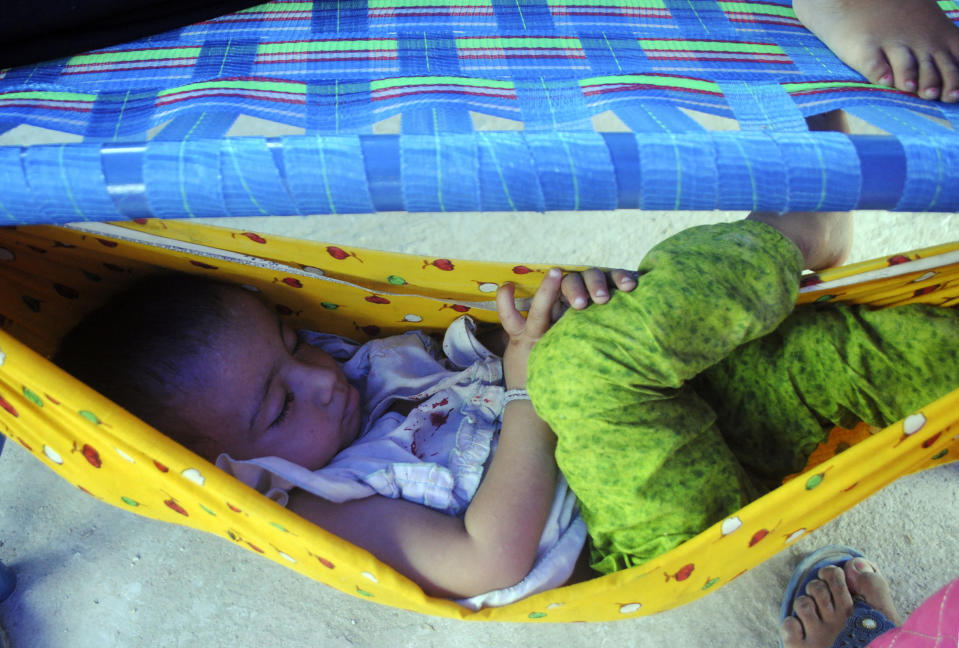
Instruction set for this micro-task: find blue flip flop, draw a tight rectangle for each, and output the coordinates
[779,545,896,648]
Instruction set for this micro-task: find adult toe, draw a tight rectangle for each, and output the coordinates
[805,579,835,616]
[842,558,903,624]
[851,43,895,87]
[916,51,944,99]
[793,594,821,626]
[780,615,806,648]
[843,558,877,597]
[883,44,920,92]
[820,565,854,616]
[934,50,959,101]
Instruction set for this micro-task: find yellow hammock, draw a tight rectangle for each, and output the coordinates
[1,219,957,623]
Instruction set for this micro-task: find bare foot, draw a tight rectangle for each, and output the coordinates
[747,212,853,270]
[793,0,959,102]
[781,559,903,648]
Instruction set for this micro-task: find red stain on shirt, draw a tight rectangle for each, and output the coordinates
[430,410,451,428]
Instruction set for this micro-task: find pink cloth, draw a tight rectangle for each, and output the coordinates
[869,577,959,648]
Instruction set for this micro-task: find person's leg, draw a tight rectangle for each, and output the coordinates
[697,108,958,488]
[792,0,959,102]
[695,296,959,489]
[527,219,808,573]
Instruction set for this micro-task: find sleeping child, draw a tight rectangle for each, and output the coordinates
[54,213,959,607]
[53,250,633,609]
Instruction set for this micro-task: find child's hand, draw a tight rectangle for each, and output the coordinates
[496,267,563,389]
[561,267,637,310]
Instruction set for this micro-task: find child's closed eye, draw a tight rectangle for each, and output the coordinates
[272,391,294,428]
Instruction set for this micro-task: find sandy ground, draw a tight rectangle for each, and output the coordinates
[1,211,958,648]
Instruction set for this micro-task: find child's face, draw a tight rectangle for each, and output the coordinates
[175,287,362,470]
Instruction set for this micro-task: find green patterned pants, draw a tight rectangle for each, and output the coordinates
[527,221,959,574]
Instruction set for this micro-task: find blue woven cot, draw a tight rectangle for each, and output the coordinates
[1,0,958,220]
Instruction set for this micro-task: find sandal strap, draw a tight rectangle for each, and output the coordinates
[831,601,896,648]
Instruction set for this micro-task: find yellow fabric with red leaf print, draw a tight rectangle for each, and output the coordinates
[0,221,957,622]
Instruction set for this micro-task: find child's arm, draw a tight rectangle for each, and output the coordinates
[288,268,565,598]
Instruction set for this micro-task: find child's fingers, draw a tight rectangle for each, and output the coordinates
[562,268,637,310]
[561,268,610,309]
[580,267,610,304]
[525,268,563,334]
[495,282,527,336]
[550,298,569,324]
[560,272,589,310]
[609,268,638,293]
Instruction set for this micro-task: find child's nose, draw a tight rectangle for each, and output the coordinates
[289,363,339,404]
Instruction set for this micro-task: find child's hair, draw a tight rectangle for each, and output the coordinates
[54,273,236,451]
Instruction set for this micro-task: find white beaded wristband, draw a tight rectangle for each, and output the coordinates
[503,389,531,404]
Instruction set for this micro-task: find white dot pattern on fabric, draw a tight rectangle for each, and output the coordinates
[43,445,63,464]
[785,529,806,544]
[721,516,743,536]
[182,468,206,485]
[904,413,927,435]
[115,448,136,463]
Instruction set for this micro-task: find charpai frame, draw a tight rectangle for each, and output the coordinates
[1,0,959,219]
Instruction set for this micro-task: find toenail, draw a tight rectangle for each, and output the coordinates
[949,90,959,101]
[852,558,874,573]
[923,88,940,99]
[878,74,893,86]
[795,595,815,612]
[905,80,917,91]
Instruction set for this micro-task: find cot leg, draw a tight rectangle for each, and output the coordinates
[0,436,16,603]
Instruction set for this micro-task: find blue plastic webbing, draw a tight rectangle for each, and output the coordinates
[0,147,36,222]
[2,0,959,220]
[24,145,121,221]
[711,132,788,211]
[401,134,482,211]
[283,136,375,213]
[850,136,906,210]
[896,135,959,211]
[3,131,955,225]
[477,132,547,211]
[718,82,808,132]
